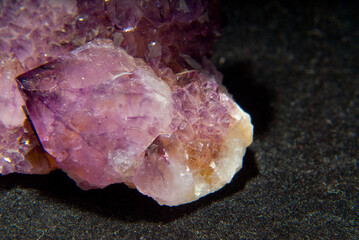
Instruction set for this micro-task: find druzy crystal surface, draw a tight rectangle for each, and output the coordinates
[1,0,253,206]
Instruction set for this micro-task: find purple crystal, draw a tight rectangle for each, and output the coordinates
[18,40,177,189]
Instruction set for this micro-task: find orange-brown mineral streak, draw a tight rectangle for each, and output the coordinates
[21,118,57,173]
[186,137,223,184]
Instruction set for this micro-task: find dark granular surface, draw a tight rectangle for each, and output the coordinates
[1,1,358,239]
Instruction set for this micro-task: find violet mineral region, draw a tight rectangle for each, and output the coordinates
[0,0,253,206]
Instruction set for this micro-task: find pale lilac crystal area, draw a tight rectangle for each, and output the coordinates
[18,40,177,188]
[18,40,253,206]
[0,0,77,174]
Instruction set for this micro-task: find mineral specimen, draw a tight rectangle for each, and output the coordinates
[17,39,253,205]
[1,0,253,206]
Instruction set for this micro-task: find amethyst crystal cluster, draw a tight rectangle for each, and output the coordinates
[0,0,253,206]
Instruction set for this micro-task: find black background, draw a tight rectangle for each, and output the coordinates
[1,1,358,239]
